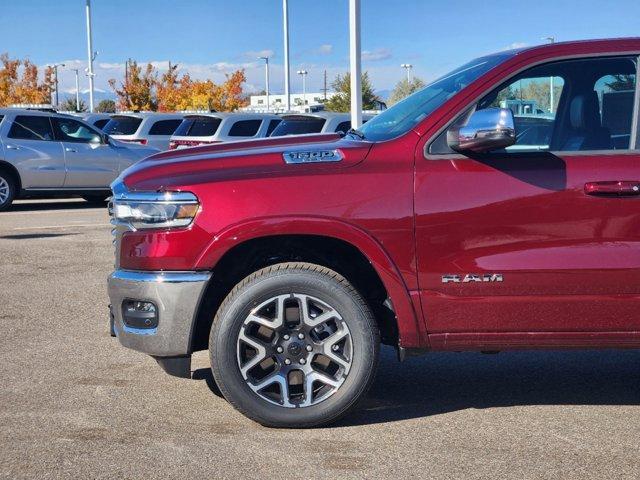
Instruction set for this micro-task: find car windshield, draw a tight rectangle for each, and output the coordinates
[358,52,516,142]
[102,116,143,135]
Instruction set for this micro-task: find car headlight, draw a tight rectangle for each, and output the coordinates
[110,181,199,230]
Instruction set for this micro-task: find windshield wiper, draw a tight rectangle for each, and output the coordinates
[346,128,365,140]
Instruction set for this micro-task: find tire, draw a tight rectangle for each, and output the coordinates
[81,194,109,205]
[0,171,16,212]
[210,262,379,428]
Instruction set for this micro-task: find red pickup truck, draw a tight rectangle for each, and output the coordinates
[108,38,640,427]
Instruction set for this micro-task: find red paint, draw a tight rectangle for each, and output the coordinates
[119,38,640,350]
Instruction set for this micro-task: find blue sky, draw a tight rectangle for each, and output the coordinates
[1,0,639,100]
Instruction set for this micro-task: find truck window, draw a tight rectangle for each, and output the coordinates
[430,55,638,154]
[8,115,55,141]
[52,117,101,143]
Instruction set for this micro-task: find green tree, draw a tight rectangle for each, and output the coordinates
[59,97,87,112]
[388,77,426,105]
[96,99,116,113]
[325,72,379,112]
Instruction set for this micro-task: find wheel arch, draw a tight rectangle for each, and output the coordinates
[190,218,423,353]
[0,160,22,191]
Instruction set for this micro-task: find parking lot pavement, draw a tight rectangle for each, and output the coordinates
[1,200,640,479]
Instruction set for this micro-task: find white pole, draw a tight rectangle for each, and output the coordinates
[283,0,291,112]
[265,57,270,111]
[349,0,362,128]
[302,73,306,106]
[74,69,80,111]
[85,0,95,112]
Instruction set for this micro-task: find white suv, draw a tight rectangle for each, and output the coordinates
[102,112,185,150]
[169,113,281,150]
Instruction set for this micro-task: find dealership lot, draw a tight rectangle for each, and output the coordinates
[0,200,639,479]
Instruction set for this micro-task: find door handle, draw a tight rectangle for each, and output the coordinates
[6,144,19,150]
[65,147,78,153]
[584,181,640,196]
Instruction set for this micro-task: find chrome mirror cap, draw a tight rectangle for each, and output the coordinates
[448,107,516,153]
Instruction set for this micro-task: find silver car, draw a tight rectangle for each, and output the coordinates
[0,109,159,211]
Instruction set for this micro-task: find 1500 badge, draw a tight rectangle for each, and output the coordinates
[283,149,343,164]
[442,274,503,283]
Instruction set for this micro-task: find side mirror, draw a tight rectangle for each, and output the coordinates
[101,133,110,145]
[448,107,516,153]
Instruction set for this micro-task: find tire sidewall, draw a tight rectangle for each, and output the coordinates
[0,172,16,212]
[211,266,379,427]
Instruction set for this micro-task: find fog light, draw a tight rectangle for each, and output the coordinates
[122,300,158,330]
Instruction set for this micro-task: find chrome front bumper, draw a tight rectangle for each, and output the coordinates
[108,270,211,357]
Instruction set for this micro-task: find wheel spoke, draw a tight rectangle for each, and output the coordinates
[298,294,339,328]
[237,329,268,377]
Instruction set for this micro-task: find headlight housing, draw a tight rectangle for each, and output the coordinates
[110,181,199,230]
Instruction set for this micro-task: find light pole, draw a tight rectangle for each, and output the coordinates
[297,70,308,106]
[52,63,65,107]
[349,0,362,128]
[543,36,555,113]
[283,0,291,112]
[259,56,270,111]
[401,63,413,83]
[85,0,96,112]
[72,68,81,111]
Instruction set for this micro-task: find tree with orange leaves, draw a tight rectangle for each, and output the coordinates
[108,59,157,111]
[109,59,247,112]
[0,53,53,106]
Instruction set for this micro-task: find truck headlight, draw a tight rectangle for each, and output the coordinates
[110,182,200,230]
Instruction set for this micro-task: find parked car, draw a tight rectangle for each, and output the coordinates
[168,113,281,149]
[81,113,113,130]
[102,112,185,150]
[269,112,373,137]
[0,109,159,210]
[108,38,640,428]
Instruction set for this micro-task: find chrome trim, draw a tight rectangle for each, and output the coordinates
[111,270,211,284]
[110,179,198,204]
[282,149,343,164]
[630,55,640,150]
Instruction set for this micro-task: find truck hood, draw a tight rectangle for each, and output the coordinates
[121,133,373,192]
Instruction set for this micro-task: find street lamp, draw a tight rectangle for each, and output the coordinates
[52,63,66,107]
[85,0,96,112]
[543,36,555,113]
[297,70,308,106]
[259,56,270,111]
[71,68,80,112]
[283,0,291,112]
[401,63,413,83]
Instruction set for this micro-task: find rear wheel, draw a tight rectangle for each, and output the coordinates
[0,172,16,212]
[210,262,379,428]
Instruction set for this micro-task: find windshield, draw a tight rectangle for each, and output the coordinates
[103,116,142,136]
[358,52,515,142]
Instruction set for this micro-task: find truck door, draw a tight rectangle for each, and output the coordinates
[416,54,640,336]
[2,115,65,188]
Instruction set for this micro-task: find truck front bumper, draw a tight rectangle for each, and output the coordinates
[108,270,211,366]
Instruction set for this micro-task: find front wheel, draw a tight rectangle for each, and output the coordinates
[210,262,379,428]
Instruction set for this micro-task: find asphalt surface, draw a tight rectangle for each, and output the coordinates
[1,198,640,479]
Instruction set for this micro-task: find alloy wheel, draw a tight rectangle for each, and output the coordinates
[236,293,353,408]
[0,177,9,205]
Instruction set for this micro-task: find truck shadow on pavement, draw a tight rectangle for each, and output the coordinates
[8,200,107,212]
[194,346,640,427]
[339,346,640,427]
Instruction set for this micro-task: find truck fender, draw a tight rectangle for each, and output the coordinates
[195,216,424,347]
